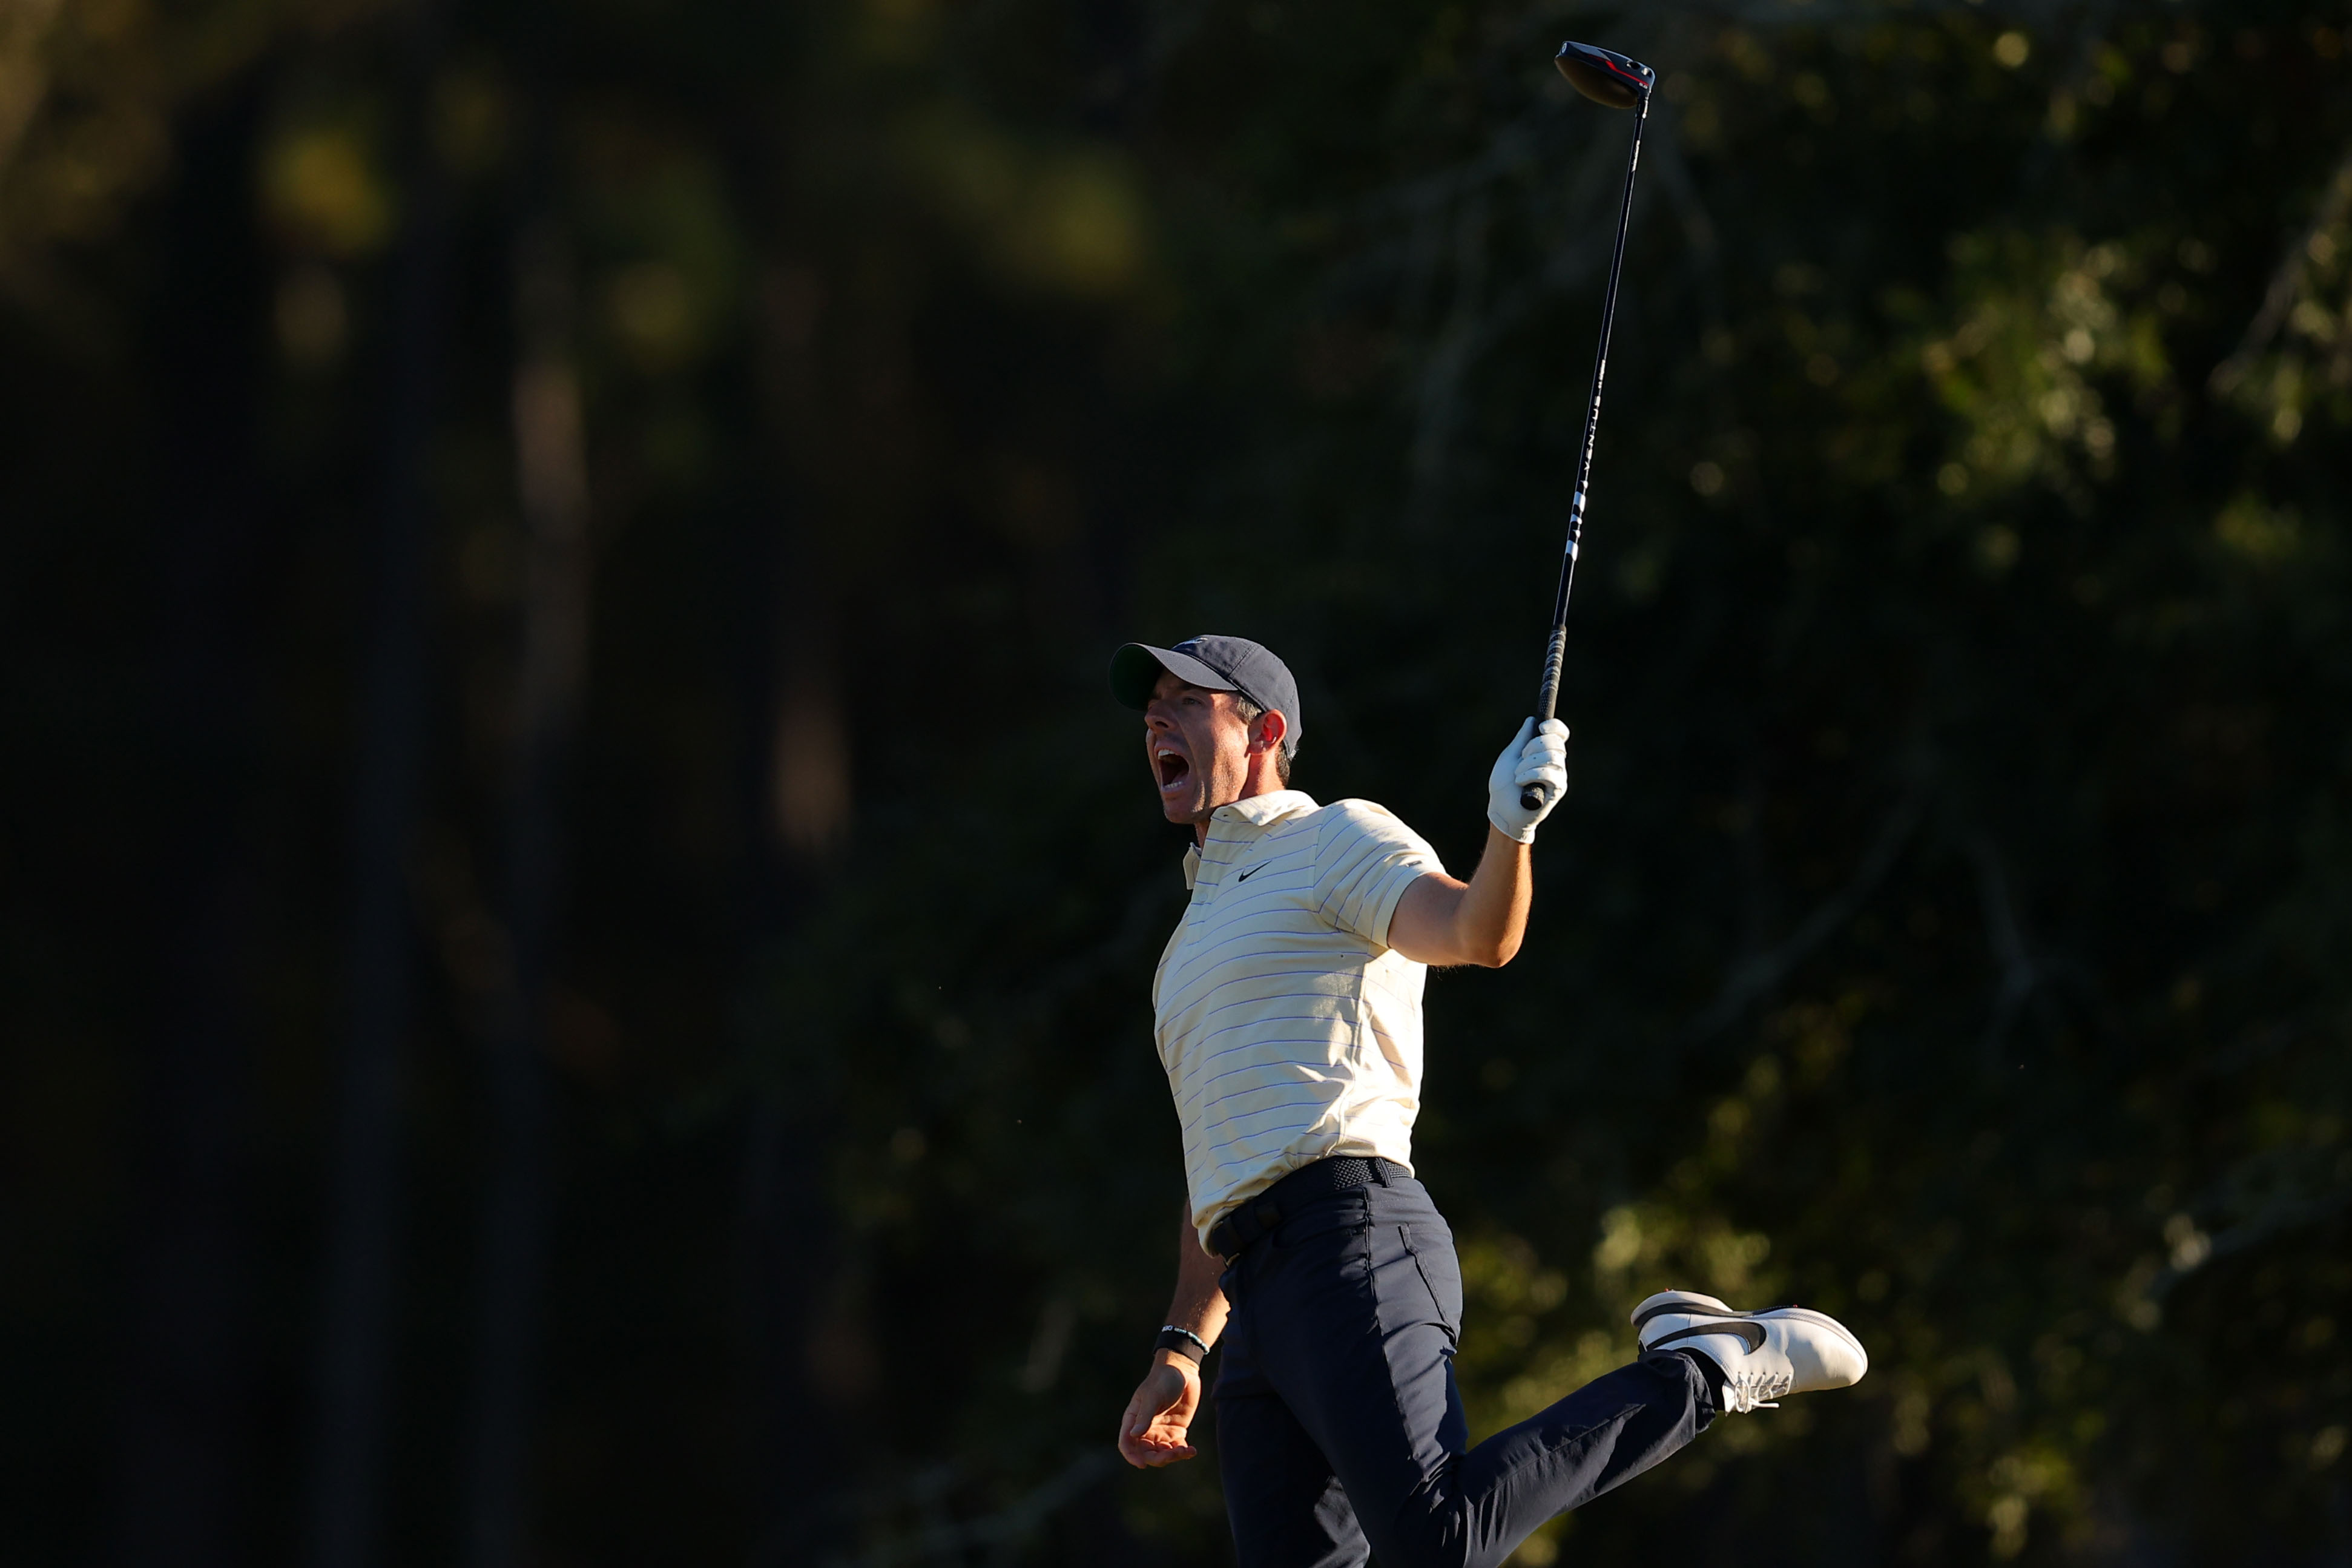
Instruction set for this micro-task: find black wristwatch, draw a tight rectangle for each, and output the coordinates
[1155,1325,1210,1364]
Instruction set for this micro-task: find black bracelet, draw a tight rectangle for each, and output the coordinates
[1155,1325,1210,1363]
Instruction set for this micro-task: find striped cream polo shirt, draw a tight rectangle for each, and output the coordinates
[1153,789,1445,1244]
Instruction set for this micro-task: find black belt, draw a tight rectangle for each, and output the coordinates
[1206,1156,1408,1261]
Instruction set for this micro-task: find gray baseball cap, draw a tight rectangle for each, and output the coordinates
[1110,635,1302,757]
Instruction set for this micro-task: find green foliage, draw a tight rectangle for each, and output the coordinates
[756,3,2352,1562]
[4,0,2350,1563]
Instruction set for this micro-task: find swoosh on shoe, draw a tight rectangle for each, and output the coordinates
[1632,1291,1729,1329]
[1635,1297,1868,1363]
[1648,1320,1767,1354]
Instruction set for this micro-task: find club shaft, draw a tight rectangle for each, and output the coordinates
[1534,90,1648,725]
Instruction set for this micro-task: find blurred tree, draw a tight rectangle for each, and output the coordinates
[306,8,452,1566]
[112,73,271,1568]
[458,80,591,1568]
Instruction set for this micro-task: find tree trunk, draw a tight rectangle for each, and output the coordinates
[112,75,267,1568]
[305,5,449,1565]
[461,202,592,1568]
[736,257,854,1568]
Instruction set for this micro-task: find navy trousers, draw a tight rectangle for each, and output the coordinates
[1213,1174,1714,1568]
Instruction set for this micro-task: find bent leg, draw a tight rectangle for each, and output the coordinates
[1395,1351,1713,1564]
[1251,1182,1713,1568]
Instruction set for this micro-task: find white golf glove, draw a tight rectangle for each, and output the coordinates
[1486,718,1570,843]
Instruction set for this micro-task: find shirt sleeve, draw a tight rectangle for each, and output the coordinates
[1311,799,1444,949]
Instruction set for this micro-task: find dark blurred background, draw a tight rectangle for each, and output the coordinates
[3,0,2349,1563]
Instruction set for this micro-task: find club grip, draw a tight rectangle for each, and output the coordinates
[1533,626,1567,723]
[1520,622,1569,813]
[1517,711,1558,813]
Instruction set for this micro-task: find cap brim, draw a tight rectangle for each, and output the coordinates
[1110,644,1238,710]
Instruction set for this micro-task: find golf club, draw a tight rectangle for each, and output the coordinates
[1521,40,1655,812]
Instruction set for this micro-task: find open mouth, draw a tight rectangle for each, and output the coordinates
[1155,746,1191,792]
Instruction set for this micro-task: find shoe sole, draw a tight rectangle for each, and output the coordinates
[1631,1289,1868,1365]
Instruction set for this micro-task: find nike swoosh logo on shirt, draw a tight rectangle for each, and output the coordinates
[1650,1321,1767,1354]
[1236,863,1267,881]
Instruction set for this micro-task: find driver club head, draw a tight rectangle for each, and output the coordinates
[1555,40,1654,108]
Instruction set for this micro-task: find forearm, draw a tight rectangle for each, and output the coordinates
[1159,1202,1230,1363]
[1454,826,1533,966]
[1386,828,1533,967]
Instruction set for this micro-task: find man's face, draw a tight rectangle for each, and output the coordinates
[1143,670,1256,826]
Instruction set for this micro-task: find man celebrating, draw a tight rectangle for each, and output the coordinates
[1109,634,1866,1568]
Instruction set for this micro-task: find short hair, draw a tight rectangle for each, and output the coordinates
[1228,693,1294,785]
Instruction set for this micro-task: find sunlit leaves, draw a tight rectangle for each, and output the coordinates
[2210,152,2352,447]
[1917,233,2170,502]
[262,121,394,257]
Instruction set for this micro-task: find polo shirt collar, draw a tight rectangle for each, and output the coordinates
[1216,789,1319,828]
[1180,790,1321,889]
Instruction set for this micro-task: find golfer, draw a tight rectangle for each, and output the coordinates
[1109,634,1868,1568]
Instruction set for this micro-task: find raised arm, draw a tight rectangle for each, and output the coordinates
[1387,829,1532,968]
[1116,1202,1230,1468]
[1385,718,1568,969]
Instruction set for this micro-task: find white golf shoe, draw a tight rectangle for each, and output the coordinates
[1631,1290,1868,1413]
